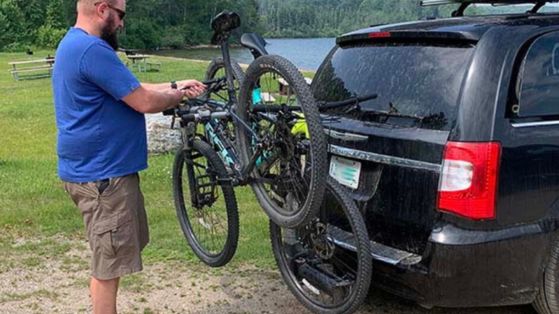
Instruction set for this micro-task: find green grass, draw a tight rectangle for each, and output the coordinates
[0,289,59,303]
[0,50,275,268]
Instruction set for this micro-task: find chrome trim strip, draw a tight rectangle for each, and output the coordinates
[325,129,368,142]
[512,120,559,128]
[329,144,441,173]
[327,226,422,266]
[371,241,423,266]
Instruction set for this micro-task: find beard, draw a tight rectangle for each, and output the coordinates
[101,17,119,51]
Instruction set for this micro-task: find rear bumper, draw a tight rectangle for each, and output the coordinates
[372,222,553,308]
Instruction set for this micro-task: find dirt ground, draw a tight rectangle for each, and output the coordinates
[0,236,537,314]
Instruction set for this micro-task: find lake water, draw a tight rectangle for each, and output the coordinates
[151,38,336,71]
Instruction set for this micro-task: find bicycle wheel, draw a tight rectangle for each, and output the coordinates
[270,178,372,314]
[205,57,245,101]
[173,139,239,267]
[205,58,245,145]
[236,54,327,228]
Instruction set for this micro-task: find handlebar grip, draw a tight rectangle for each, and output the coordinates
[181,113,197,122]
[211,112,229,120]
[162,108,175,116]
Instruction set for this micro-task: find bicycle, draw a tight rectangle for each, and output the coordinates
[205,32,268,93]
[205,31,268,94]
[204,30,268,145]
[167,11,329,265]
[270,178,372,314]
[168,11,375,313]
[170,89,374,310]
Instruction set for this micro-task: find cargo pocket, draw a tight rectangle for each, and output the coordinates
[92,213,133,259]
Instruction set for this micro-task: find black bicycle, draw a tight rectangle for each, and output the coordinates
[170,85,374,310]
[204,31,268,101]
[270,178,372,314]
[169,12,374,313]
[202,32,267,158]
[168,11,328,266]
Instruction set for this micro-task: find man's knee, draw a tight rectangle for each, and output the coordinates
[91,276,120,290]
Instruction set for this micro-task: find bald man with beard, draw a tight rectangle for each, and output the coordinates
[52,1,205,313]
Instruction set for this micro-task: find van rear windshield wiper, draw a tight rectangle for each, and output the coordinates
[359,107,448,128]
[352,101,422,120]
[317,93,378,111]
[360,109,424,120]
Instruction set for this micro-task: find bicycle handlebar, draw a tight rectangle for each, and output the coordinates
[250,104,302,113]
[177,78,225,91]
[249,93,378,113]
[318,93,378,110]
[181,110,229,122]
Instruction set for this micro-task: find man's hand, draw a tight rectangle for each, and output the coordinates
[123,79,206,114]
[169,88,185,104]
[176,80,206,99]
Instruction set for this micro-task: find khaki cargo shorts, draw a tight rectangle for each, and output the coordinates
[64,173,149,280]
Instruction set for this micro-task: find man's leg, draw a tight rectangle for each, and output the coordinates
[91,276,120,314]
[64,175,147,313]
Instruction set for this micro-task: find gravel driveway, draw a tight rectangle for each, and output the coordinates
[0,236,536,314]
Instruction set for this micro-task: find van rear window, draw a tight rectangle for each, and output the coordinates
[312,42,474,130]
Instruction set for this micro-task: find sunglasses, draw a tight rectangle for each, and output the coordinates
[94,2,126,20]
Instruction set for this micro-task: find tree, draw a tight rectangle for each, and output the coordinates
[0,0,506,51]
[46,0,66,29]
[0,0,27,50]
[36,0,67,48]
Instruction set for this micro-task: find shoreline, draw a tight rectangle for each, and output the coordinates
[136,37,336,72]
[140,54,315,72]
[149,36,336,51]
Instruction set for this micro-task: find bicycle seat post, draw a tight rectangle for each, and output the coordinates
[211,11,241,108]
[219,33,239,109]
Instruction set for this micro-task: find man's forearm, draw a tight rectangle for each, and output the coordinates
[142,80,205,94]
[123,86,183,114]
[124,80,205,114]
[142,82,172,92]
[145,89,183,113]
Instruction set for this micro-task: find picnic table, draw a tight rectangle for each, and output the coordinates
[126,54,160,72]
[120,48,139,55]
[277,77,312,95]
[9,58,55,81]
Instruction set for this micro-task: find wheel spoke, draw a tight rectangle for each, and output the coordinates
[173,140,238,267]
[270,179,372,312]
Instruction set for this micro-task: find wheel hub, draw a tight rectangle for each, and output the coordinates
[310,222,335,259]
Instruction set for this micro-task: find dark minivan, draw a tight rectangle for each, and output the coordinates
[312,1,559,312]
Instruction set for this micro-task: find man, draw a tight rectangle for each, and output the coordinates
[52,1,205,313]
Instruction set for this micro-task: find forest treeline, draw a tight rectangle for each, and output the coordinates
[0,0,537,51]
[0,0,260,50]
[259,0,460,38]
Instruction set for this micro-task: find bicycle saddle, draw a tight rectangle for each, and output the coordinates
[240,33,269,58]
[211,11,241,44]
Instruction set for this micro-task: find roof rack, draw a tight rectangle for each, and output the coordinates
[420,0,559,17]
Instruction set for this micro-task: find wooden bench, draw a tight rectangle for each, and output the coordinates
[146,60,161,72]
[126,54,147,72]
[9,58,55,81]
[278,77,313,95]
[121,49,161,72]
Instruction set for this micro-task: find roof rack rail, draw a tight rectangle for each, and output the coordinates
[528,1,546,13]
[420,0,559,17]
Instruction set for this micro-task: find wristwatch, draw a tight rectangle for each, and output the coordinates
[171,81,177,89]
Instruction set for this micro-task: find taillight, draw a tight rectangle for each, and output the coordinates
[368,32,391,39]
[437,141,501,220]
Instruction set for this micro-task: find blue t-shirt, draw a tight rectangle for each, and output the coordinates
[53,28,146,183]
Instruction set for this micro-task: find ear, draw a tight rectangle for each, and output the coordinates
[95,2,109,20]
